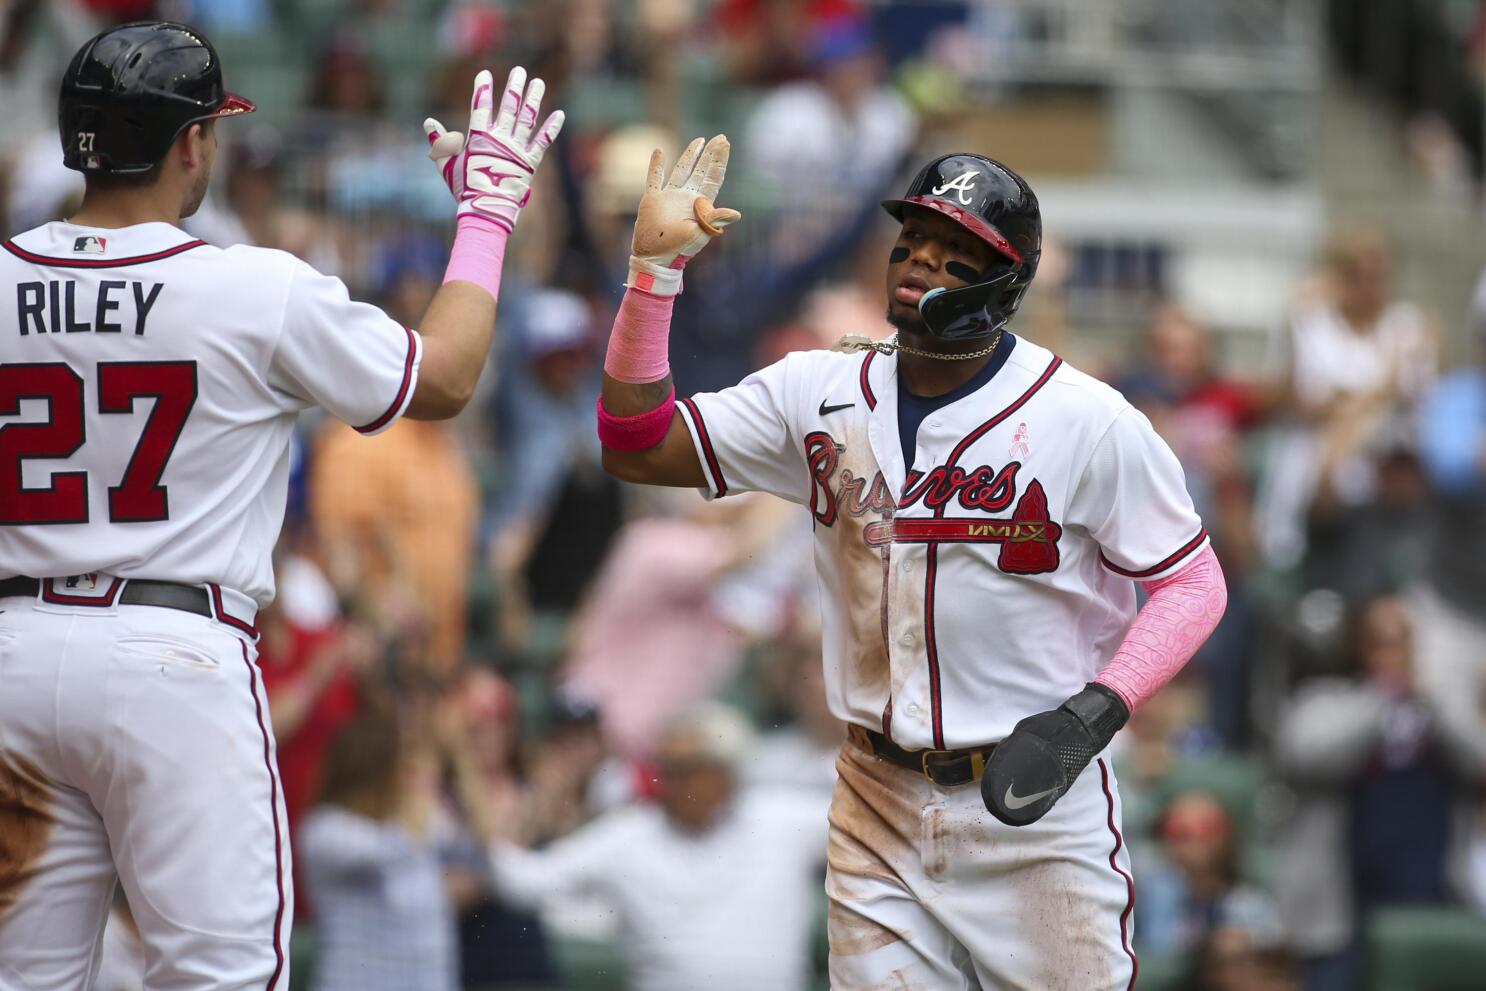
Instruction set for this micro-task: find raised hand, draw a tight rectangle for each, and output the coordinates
[424,66,564,233]
[628,134,742,296]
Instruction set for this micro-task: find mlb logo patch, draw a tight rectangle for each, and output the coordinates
[73,235,106,255]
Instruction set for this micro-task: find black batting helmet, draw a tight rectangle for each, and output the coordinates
[59,21,255,175]
[883,153,1041,341]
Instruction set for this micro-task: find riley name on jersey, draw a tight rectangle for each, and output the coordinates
[15,278,165,336]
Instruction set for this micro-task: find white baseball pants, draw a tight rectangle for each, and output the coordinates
[0,588,290,991]
[826,735,1137,990]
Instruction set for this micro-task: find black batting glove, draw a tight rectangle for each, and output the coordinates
[981,683,1130,827]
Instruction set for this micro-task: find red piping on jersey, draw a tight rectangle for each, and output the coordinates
[680,397,728,496]
[859,351,878,410]
[209,583,260,639]
[922,355,1061,749]
[241,640,287,991]
[1099,758,1139,990]
[1,239,206,268]
[354,326,417,435]
[40,575,123,606]
[1100,527,1208,579]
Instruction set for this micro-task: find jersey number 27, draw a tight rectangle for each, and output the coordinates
[0,361,196,525]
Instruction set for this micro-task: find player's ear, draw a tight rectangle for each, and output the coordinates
[179,122,211,170]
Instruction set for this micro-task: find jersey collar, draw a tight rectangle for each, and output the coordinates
[8,221,204,268]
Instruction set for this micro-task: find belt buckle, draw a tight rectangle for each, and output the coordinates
[921,749,951,785]
[921,748,988,786]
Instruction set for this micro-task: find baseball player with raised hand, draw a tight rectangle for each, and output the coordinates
[0,21,561,991]
[598,144,1229,987]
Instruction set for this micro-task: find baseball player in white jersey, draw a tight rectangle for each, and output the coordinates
[0,21,563,991]
[595,143,1229,988]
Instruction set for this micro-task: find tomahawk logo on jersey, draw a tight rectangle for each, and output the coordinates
[0,222,421,606]
[677,335,1208,751]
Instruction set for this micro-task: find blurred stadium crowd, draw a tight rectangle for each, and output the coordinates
[5,1,1486,990]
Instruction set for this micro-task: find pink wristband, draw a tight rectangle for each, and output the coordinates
[603,287,674,384]
[443,215,510,302]
[597,389,676,451]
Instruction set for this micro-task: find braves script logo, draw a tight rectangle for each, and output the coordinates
[804,432,1061,574]
[930,170,979,205]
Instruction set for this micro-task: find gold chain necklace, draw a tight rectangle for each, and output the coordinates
[833,328,1004,361]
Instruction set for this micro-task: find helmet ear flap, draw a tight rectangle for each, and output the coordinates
[918,266,1026,341]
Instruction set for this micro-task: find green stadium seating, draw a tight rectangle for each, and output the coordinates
[1366,907,1486,991]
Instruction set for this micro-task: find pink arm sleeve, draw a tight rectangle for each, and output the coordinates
[1093,545,1227,711]
[442,215,510,301]
[603,287,675,385]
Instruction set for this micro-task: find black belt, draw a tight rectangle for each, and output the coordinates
[850,725,996,787]
[0,576,213,618]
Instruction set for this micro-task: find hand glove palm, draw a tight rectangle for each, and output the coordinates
[425,66,564,232]
[628,135,742,295]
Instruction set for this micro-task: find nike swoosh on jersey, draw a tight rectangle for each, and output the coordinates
[818,400,855,416]
[1002,783,1060,810]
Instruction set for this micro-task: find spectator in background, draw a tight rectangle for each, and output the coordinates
[310,235,480,674]
[299,711,461,991]
[305,31,386,122]
[742,13,915,258]
[1304,420,1431,606]
[1257,229,1437,569]
[562,490,801,755]
[486,704,826,991]
[1414,292,1486,774]
[1137,790,1279,959]
[746,635,843,813]
[1191,920,1301,991]
[715,0,863,85]
[1272,595,1484,991]
[488,288,620,654]
[257,596,379,923]
[1120,306,1260,745]
[441,667,563,990]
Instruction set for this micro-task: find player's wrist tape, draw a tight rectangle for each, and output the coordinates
[626,253,690,297]
[596,389,676,450]
[1063,682,1130,751]
[603,286,674,384]
[443,214,510,302]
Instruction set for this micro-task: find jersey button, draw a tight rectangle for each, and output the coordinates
[901,559,913,573]
[901,633,914,646]
[906,703,921,715]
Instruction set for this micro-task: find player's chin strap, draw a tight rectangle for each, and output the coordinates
[833,326,1005,362]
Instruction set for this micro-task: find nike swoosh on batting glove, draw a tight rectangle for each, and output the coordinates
[981,683,1129,827]
[424,65,564,233]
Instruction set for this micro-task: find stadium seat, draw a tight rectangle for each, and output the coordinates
[549,934,628,991]
[1366,906,1486,991]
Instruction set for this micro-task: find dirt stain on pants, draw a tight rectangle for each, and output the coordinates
[0,751,56,918]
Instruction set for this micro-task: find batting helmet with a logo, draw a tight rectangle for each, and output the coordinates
[59,21,255,175]
[882,153,1041,341]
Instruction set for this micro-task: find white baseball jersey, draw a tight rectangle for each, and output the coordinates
[678,335,1207,750]
[0,221,422,607]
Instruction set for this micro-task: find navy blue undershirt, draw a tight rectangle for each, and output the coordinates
[897,333,1017,471]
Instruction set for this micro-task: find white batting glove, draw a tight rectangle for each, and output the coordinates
[424,66,564,233]
[627,134,742,296]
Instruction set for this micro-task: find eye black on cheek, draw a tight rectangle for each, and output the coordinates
[888,246,909,263]
[945,260,982,283]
